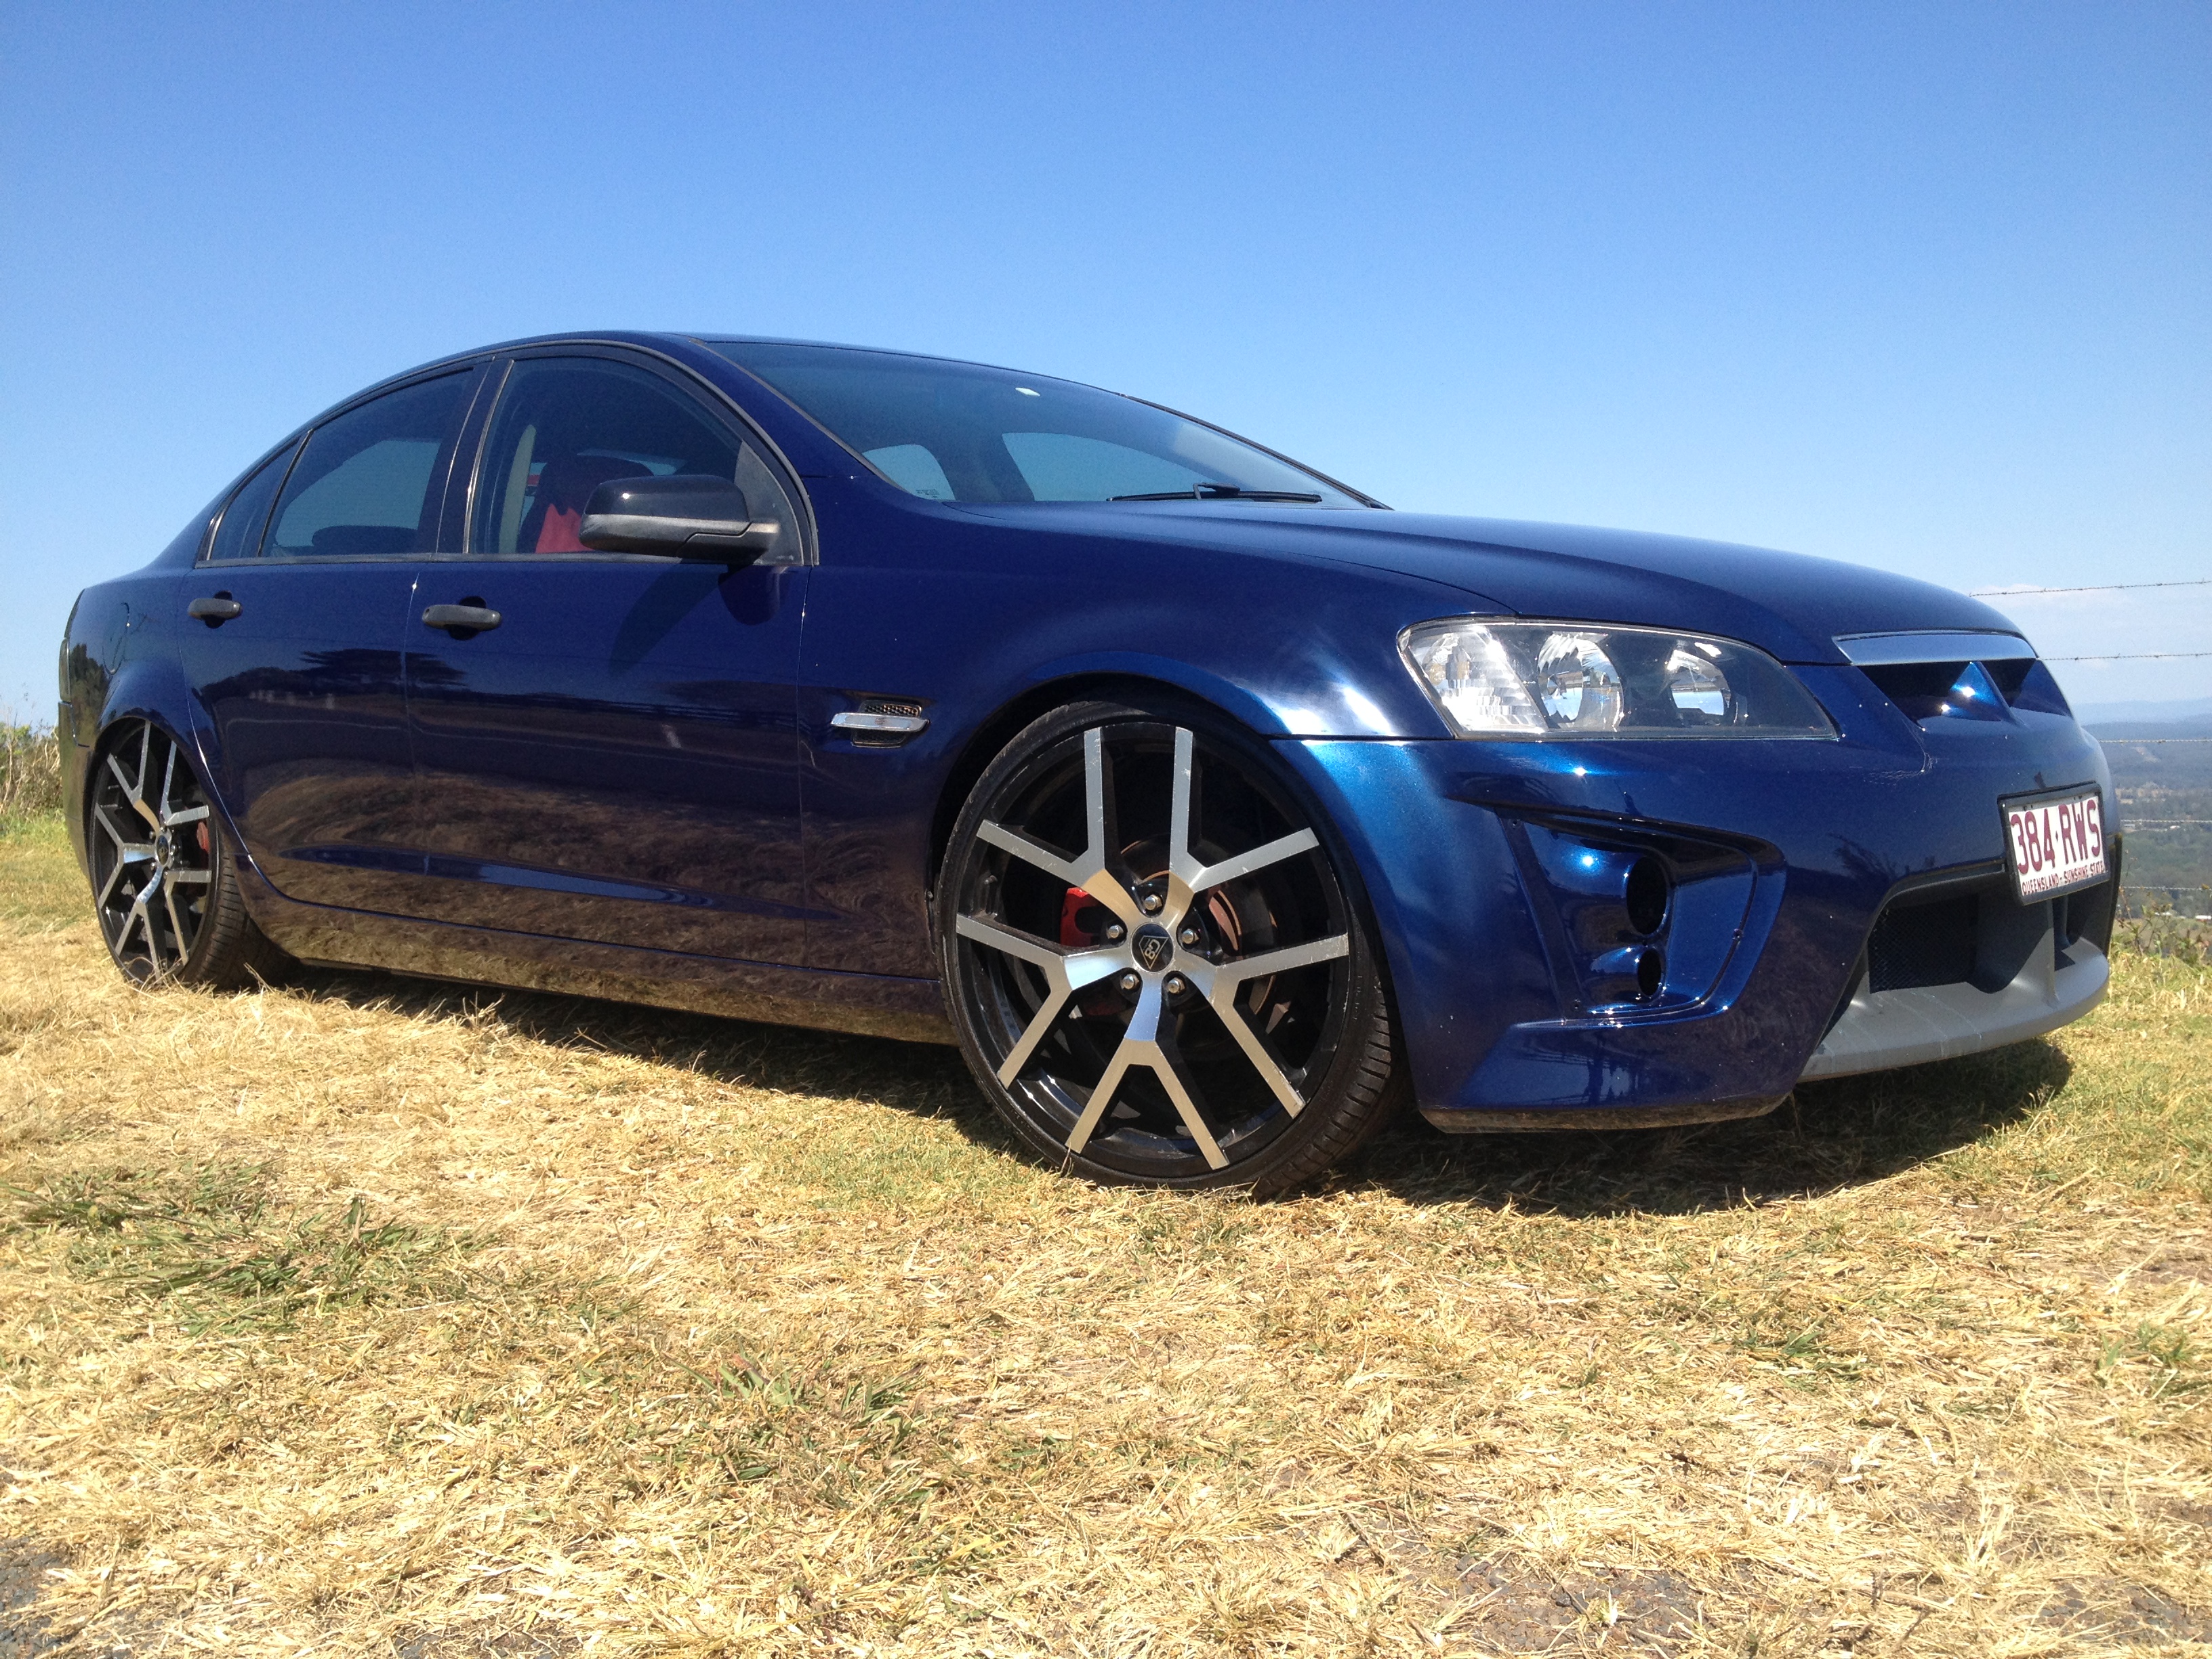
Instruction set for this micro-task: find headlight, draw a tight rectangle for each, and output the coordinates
[1398,619,1834,739]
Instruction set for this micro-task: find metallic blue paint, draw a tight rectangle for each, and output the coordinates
[175,561,419,910]
[60,331,2117,1127]
[401,556,811,961]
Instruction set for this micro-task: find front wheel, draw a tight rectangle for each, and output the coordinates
[937,699,1402,1193]
[87,718,288,988]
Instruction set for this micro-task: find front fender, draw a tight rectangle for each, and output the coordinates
[1002,649,1403,741]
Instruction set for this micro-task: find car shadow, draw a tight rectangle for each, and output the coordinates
[282,966,2070,1218]
[1350,1040,2073,1216]
[284,963,1010,1130]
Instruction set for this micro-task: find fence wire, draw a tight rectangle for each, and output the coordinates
[1969,577,2212,596]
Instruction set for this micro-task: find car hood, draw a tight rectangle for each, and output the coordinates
[952,502,2029,665]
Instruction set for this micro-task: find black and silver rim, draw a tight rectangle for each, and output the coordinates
[89,721,215,982]
[954,722,1353,1180]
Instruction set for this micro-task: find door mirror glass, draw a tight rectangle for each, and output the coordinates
[578,475,779,561]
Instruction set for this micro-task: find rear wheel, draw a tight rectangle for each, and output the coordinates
[87,719,287,987]
[937,699,1401,1193]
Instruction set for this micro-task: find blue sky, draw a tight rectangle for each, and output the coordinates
[3,1,2205,715]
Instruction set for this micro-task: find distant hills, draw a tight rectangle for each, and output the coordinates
[2087,706,2212,917]
[2074,695,2212,726]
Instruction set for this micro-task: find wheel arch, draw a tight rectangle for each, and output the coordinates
[926,668,1279,891]
[77,667,192,874]
[82,691,251,881]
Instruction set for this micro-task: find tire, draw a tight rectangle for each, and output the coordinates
[86,718,291,989]
[937,697,1403,1193]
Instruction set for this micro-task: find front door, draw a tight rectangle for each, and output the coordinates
[399,352,811,964]
[178,369,480,911]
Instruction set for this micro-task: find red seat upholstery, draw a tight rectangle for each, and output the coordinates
[521,454,654,553]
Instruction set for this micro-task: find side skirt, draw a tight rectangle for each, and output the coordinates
[237,858,956,1046]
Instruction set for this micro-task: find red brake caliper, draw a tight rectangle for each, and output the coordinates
[1060,888,1119,1019]
[1058,886,1094,947]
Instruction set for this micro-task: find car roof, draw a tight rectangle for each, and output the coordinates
[381,331,1034,388]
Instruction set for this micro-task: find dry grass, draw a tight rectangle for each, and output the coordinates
[0,816,2205,1656]
[0,724,62,825]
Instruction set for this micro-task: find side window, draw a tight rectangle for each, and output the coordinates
[471,358,803,562]
[204,441,300,562]
[266,372,474,558]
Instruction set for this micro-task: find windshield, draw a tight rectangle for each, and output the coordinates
[701,340,1369,507]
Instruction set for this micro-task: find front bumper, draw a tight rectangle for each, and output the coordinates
[1278,664,2115,1128]
[1801,866,2111,1080]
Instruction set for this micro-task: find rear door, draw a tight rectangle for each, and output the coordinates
[178,367,483,910]
[397,350,811,964]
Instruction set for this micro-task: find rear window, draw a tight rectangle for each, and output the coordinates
[266,373,473,558]
[205,441,300,562]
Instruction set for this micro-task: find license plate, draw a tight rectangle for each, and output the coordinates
[2002,787,2108,901]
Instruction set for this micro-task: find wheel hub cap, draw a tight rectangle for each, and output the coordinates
[1130,924,1173,973]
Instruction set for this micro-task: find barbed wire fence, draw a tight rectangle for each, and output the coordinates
[1975,578,2212,920]
[1966,578,2212,596]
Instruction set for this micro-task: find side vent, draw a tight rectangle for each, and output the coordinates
[831,698,930,748]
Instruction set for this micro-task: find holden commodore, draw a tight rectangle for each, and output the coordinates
[58,333,2116,1191]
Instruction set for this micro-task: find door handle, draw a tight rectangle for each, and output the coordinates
[422,603,502,635]
[188,594,242,626]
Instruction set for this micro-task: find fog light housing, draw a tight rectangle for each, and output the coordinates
[1624,855,1671,936]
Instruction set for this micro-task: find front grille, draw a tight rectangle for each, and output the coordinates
[1867,893,1980,991]
[1858,657,2073,722]
[1859,661,1966,722]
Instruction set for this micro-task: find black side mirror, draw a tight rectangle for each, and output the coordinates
[577,475,780,562]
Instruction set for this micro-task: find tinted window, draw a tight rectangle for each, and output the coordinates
[266,373,474,558]
[471,357,802,561]
[205,441,300,563]
[705,340,1363,506]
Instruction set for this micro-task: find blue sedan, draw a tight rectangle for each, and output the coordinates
[59,333,2116,1191]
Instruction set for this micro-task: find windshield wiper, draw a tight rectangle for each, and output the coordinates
[1109,482,1324,504]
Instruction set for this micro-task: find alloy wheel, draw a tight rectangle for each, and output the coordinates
[89,720,216,982]
[949,716,1370,1183]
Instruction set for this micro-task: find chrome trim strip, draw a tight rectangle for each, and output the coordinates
[1834,630,2035,665]
[830,710,930,735]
